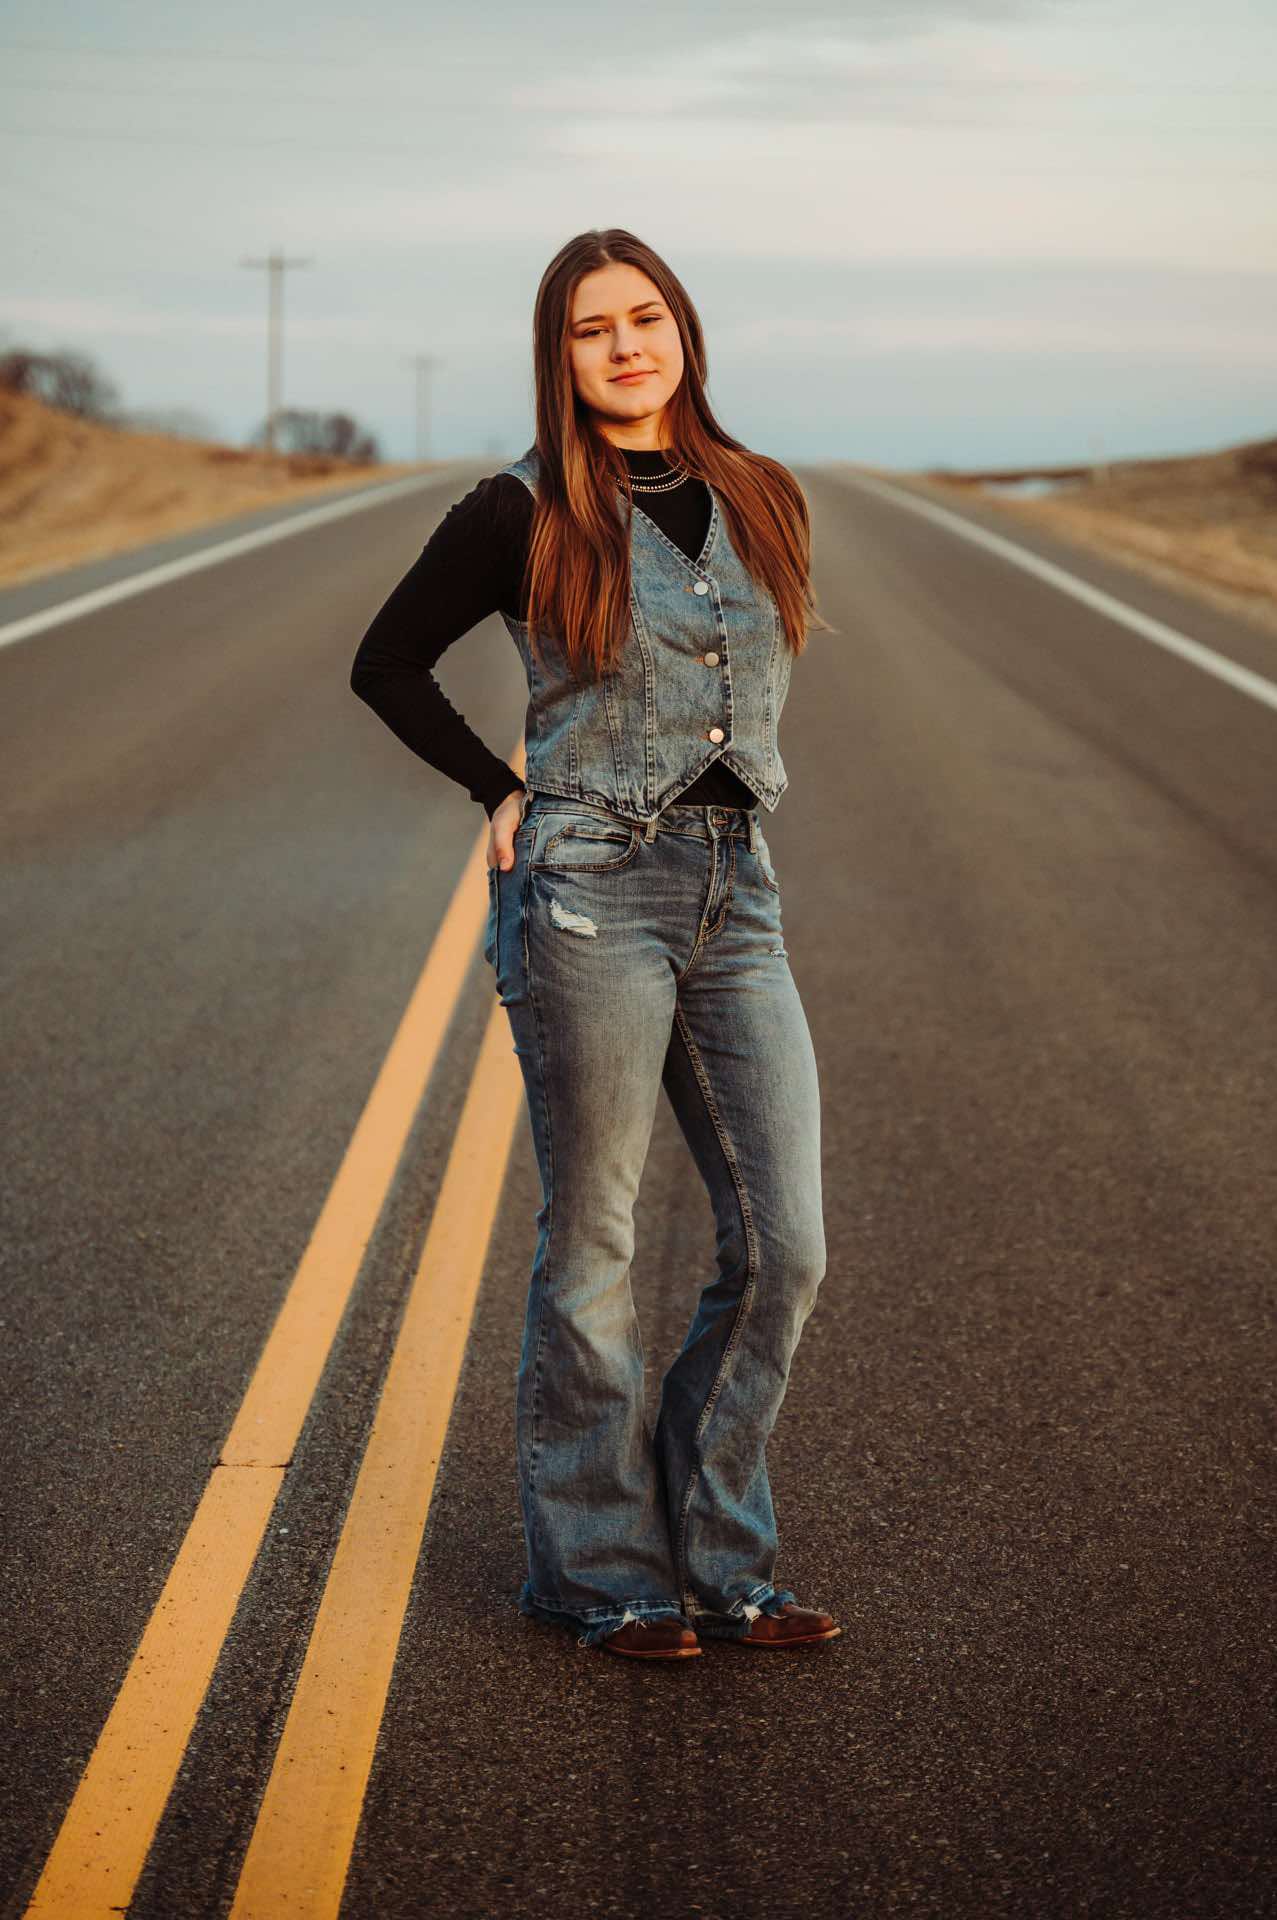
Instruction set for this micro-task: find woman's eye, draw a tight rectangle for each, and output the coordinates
[580,316,661,339]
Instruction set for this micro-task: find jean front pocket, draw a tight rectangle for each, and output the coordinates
[531,818,640,874]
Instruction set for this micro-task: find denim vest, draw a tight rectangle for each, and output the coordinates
[498,447,792,832]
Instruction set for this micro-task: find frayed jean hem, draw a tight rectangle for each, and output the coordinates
[518,1584,691,1650]
[686,1583,799,1641]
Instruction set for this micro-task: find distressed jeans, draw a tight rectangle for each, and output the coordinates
[483,790,827,1647]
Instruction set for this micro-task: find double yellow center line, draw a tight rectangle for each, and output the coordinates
[25,759,526,1918]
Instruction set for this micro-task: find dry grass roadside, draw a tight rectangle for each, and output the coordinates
[897,432,1277,643]
[0,388,440,591]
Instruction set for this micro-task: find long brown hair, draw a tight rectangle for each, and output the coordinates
[522,227,833,679]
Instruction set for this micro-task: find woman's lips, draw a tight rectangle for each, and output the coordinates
[611,372,651,384]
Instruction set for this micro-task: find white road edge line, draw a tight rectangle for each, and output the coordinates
[0,473,444,654]
[832,467,1277,717]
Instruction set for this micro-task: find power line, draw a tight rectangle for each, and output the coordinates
[1,37,1276,89]
[5,81,1277,132]
[0,37,357,67]
[7,71,1277,109]
[1,124,1274,176]
[0,121,497,151]
[0,160,190,248]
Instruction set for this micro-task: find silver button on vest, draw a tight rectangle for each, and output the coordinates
[498,447,792,827]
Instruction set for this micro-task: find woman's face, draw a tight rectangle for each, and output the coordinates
[567,261,685,445]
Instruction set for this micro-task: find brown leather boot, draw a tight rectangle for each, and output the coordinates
[599,1617,703,1659]
[731,1602,842,1648]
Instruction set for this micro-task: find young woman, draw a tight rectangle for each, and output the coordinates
[351,229,839,1661]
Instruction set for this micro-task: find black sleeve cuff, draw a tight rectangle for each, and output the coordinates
[480,771,527,820]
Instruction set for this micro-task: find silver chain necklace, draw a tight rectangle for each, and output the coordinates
[614,451,691,495]
[619,467,690,495]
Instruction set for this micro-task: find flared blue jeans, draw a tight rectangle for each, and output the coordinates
[483,791,826,1647]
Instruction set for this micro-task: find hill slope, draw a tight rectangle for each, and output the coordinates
[0,389,430,589]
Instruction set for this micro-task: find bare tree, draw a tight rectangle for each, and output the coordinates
[0,344,122,421]
[247,405,380,463]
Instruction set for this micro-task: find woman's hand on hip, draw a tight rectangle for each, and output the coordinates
[487,789,524,872]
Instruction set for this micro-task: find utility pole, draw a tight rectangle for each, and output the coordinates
[405,353,441,463]
[1089,431,1109,485]
[240,246,313,454]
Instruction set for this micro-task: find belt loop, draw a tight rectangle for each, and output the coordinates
[747,810,758,854]
[518,784,533,825]
[644,815,659,843]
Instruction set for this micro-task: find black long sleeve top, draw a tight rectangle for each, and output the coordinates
[349,445,760,818]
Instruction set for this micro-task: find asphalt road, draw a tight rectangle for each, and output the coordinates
[1,461,1273,1920]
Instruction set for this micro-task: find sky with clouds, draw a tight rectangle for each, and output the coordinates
[4,0,1275,467]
